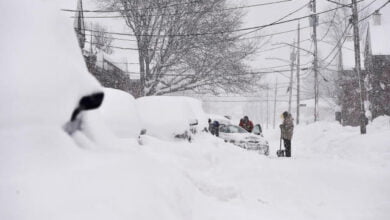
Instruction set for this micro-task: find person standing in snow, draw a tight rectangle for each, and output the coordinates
[280,111,294,157]
[239,116,254,132]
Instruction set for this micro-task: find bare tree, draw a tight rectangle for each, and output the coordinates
[90,23,114,55]
[100,0,259,96]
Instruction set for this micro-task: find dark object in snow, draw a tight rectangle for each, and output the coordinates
[283,139,291,157]
[253,124,263,135]
[209,120,220,137]
[175,120,199,142]
[335,111,342,124]
[189,119,198,135]
[71,92,104,122]
[64,92,104,135]
[138,129,147,145]
[276,132,285,157]
[174,130,191,142]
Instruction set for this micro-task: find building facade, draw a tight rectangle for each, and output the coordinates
[364,11,390,119]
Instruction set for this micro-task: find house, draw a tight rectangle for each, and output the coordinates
[364,11,390,119]
[337,36,366,126]
[73,0,142,97]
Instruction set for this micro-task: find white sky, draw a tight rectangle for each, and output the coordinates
[82,0,390,81]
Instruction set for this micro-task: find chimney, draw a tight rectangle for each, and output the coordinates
[373,10,382,26]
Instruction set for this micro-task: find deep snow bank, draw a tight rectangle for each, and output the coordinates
[265,116,390,167]
[0,0,101,129]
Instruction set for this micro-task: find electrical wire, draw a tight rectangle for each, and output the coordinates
[68,0,294,16]
[79,4,351,37]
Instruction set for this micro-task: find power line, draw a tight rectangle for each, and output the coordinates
[80,4,351,37]
[66,1,293,18]
[360,0,390,21]
[238,2,309,37]
[202,99,290,103]
[319,23,352,63]
[319,3,339,41]
[62,0,201,13]
[319,0,388,69]
[86,40,140,50]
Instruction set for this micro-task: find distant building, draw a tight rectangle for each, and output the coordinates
[73,0,142,98]
[337,36,366,126]
[86,52,142,98]
[364,11,390,119]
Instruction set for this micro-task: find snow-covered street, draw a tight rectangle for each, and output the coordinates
[1,116,389,220]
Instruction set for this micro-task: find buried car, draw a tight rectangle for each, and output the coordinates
[219,124,269,155]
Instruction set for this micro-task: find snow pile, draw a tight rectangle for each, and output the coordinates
[0,0,101,129]
[136,96,208,139]
[140,119,390,220]
[98,88,141,138]
[285,116,390,167]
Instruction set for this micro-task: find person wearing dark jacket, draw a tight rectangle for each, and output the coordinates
[239,116,254,132]
[280,111,294,157]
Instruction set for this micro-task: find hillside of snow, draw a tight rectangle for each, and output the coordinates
[1,108,389,220]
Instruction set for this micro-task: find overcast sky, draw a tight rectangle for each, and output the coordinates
[82,0,390,83]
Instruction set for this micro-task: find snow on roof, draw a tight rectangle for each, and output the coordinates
[341,39,365,70]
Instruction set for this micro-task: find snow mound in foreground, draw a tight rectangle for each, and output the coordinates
[0,0,101,129]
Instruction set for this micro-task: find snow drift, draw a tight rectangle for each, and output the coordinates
[0,0,101,129]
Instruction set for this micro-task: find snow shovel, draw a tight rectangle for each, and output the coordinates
[276,127,285,157]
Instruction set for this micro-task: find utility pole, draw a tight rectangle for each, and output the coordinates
[267,84,270,129]
[351,0,367,134]
[288,41,296,113]
[311,0,319,122]
[273,78,278,129]
[296,22,301,124]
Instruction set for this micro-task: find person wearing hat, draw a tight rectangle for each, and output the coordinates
[280,111,294,157]
[239,116,254,132]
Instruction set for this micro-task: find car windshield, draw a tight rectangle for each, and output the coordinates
[221,125,248,133]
